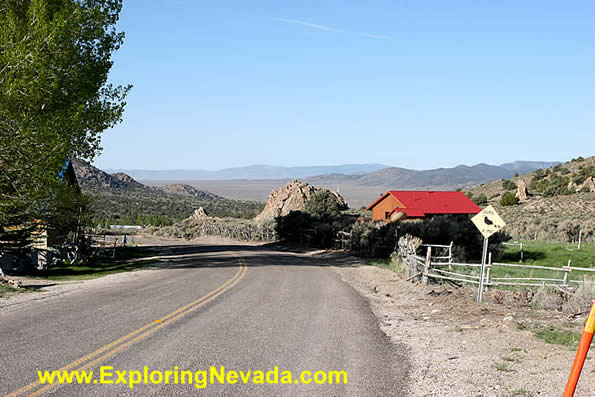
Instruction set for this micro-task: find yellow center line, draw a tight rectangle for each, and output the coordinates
[7,253,247,397]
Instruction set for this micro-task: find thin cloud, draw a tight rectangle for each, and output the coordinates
[270,16,391,40]
[271,17,342,33]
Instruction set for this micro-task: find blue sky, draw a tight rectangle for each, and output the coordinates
[95,0,594,170]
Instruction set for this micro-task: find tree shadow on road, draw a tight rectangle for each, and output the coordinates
[136,241,363,270]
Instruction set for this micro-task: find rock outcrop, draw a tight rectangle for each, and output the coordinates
[161,184,222,200]
[578,176,595,192]
[516,179,529,201]
[254,180,347,224]
[72,159,145,191]
[191,207,209,221]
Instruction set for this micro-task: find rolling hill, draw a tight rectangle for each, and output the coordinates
[71,160,264,226]
[466,156,594,241]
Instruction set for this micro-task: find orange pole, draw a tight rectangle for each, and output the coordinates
[564,299,595,397]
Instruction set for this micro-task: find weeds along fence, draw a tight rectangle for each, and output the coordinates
[407,246,594,290]
[164,220,276,242]
[198,222,276,242]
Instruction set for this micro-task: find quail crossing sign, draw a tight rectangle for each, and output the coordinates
[471,205,506,239]
[472,205,506,303]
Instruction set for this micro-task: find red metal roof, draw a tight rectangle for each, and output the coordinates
[368,190,481,216]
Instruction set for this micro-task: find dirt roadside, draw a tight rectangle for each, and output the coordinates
[334,264,594,396]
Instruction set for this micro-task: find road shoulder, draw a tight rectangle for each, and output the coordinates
[334,262,594,396]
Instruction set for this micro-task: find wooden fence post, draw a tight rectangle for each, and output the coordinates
[448,241,454,270]
[563,259,571,287]
[578,230,582,250]
[485,252,492,293]
[422,246,432,285]
[520,241,524,263]
[408,255,415,278]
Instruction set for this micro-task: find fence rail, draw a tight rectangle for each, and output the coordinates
[408,246,593,291]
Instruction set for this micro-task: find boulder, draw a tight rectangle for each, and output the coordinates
[191,207,209,221]
[254,180,347,224]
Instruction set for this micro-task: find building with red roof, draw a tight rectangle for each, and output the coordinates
[367,191,481,223]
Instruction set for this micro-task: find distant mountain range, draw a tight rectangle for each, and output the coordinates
[306,162,561,188]
[107,161,560,188]
[105,164,390,181]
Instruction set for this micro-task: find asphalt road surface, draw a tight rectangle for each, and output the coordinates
[0,240,409,396]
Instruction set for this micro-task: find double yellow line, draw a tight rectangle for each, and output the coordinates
[7,253,248,397]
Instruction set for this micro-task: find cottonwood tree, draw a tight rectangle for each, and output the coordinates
[0,0,130,259]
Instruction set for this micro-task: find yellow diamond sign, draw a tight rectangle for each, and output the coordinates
[471,205,506,239]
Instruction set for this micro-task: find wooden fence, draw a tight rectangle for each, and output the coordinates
[198,222,276,242]
[408,246,594,290]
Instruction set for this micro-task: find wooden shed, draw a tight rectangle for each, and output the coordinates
[367,191,481,223]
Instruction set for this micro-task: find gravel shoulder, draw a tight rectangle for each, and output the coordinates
[334,263,594,396]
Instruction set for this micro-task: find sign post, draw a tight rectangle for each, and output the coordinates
[471,205,506,303]
[477,237,489,303]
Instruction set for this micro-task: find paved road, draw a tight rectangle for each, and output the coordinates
[0,241,409,396]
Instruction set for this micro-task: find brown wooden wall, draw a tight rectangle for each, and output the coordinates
[371,194,405,222]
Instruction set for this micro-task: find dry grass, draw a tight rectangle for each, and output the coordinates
[563,283,595,314]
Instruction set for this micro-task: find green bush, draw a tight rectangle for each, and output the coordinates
[530,171,577,197]
[304,190,346,219]
[542,175,572,197]
[502,179,516,190]
[274,211,315,244]
[398,214,510,261]
[274,211,358,248]
[572,164,594,185]
[472,194,488,205]
[348,214,510,261]
[500,192,519,206]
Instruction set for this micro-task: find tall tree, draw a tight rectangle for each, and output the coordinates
[0,0,130,257]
